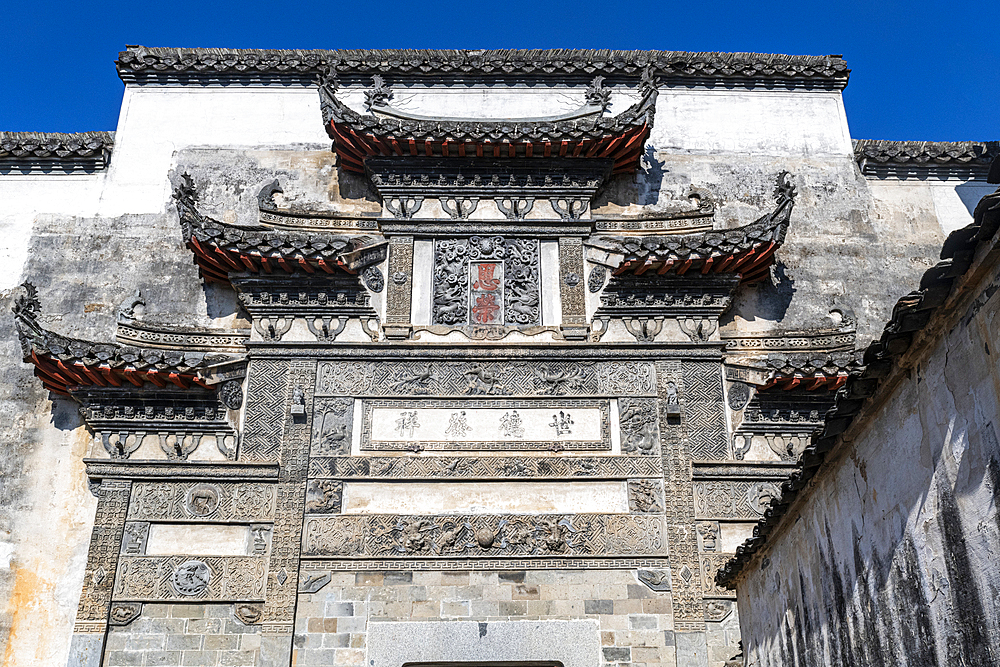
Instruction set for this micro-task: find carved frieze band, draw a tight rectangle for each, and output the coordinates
[315,360,656,397]
[385,236,414,327]
[558,237,587,327]
[301,557,673,572]
[692,480,782,519]
[74,479,131,634]
[302,513,665,558]
[127,482,276,522]
[113,556,266,601]
[307,455,663,479]
[359,398,611,451]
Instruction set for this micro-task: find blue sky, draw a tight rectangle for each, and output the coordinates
[1,0,995,141]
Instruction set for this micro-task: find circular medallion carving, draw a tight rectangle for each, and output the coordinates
[727,382,752,411]
[185,483,221,517]
[748,482,781,515]
[391,271,408,285]
[363,266,385,293]
[564,272,581,287]
[172,560,211,596]
[219,380,244,410]
[475,527,496,549]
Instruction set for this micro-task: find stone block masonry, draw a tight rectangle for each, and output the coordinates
[292,570,688,667]
[103,604,261,667]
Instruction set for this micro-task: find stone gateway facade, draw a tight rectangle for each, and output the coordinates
[0,47,996,667]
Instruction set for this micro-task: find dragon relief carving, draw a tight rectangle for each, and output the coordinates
[432,237,540,327]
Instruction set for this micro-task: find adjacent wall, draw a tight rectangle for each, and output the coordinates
[734,243,1000,666]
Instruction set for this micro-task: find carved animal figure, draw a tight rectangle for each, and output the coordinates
[464,365,498,393]
[534,365,585,393]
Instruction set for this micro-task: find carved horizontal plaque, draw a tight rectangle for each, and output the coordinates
[301,513,665,558]
[308,455,663,479]
[113,556,266,601]
[127,482,276,522]
[360,398,610,451]
[692,480,782,520]
[315,360,656,397]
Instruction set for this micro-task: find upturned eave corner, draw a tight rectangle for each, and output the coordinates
[588,171,796,283]
[173,173,388,285]
[12,281,245,397]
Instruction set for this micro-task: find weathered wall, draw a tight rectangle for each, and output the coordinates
[734,251,1000,666]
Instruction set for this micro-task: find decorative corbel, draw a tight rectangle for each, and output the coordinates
[679,316,718,343]
[384,196,424,219]
[254,316,293,341]
[550,198,589,220]
[440,197,479,219]
[624,317,664,343]
[496,197,534,220]
[305,316,347,343]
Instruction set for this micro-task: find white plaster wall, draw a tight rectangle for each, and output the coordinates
[651,89,853,157]
[99,86,330,217]
[870,179,998,236]
[341,481,629,514]
[735,259,1000,666]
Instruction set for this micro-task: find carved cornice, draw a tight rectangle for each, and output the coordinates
[587,172,795,283]
[13,283,243,396]
[116,47,849,88]
[0,131,114,173]
[174,174,388,284]
[84,460,280,481]
[854,139,1000,180]
[257,181,381,232]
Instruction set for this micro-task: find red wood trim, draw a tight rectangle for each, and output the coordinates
[675,258,694,276]
[121,368,144,387]
[612,260,634,276]
[316,258,335,274]
[145,369,167,388]
[277,257,294,274]
[99,365,122,387]
[656,260,675,275]
[297,258,316,274]
[77,363,108,387]
[525,143,533,158]
[167,372,190,389]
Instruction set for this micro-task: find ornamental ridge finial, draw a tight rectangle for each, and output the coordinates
[365,75,393,111]
[12,281,40,321]
[586,76,612,113]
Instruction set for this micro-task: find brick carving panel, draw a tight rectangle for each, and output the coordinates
[693,480,782,519]
[113,556,266,601]
[308,455,662,479]
[74,479,131,633]
[127,482,276,522]
[682,361,728,460]
[302,514,665,558]
[240,358,290,461]
[315,359,656,397]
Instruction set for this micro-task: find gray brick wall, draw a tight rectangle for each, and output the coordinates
[103,604,260,667]
[293,570,677,667]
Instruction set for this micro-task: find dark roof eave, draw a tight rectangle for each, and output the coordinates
[116,46,850,88]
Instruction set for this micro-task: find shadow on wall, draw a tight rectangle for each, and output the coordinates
[956,181,998,216]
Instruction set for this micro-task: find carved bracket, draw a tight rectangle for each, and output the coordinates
[550,198,589,220]
[384,196,424,219]
[254,316,293,342]
[440,197,479,219]
[623,317,664,343]
[678,316,718,343]
[496,197,535,220]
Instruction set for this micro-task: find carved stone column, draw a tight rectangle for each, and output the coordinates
[558,237,588,340]
[67,479,131,667]
[384,235,414,340]
[259,359,313,664]
[656,360,709,653]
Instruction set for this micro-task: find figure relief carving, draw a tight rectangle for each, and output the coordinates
[304,513,664,558]
[311,398,353,456]
[172,560,212,596]
[122,522,150,555]
[727,382,752,411]
[588,265,608,293]
[362,265,385,293]
[698,522,720,552]
[619,398,659,454]
[185,484,221,517]
[637,569,671,592]
[109,603,142,626]
[305,480,343,514]
[219,379,244,410]
[628,479,664,513]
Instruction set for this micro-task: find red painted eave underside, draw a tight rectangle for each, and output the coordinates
[329,122,650,174]
[187,237,356,284]
[27,350,212,397]
[759,374,848,392]
[612,241,778,283]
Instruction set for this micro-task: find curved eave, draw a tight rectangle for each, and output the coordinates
[328,121,651,175]
[611,238,781,283]
[26,349,213,396]
[759,373,849,392]
[186,236,371,284]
